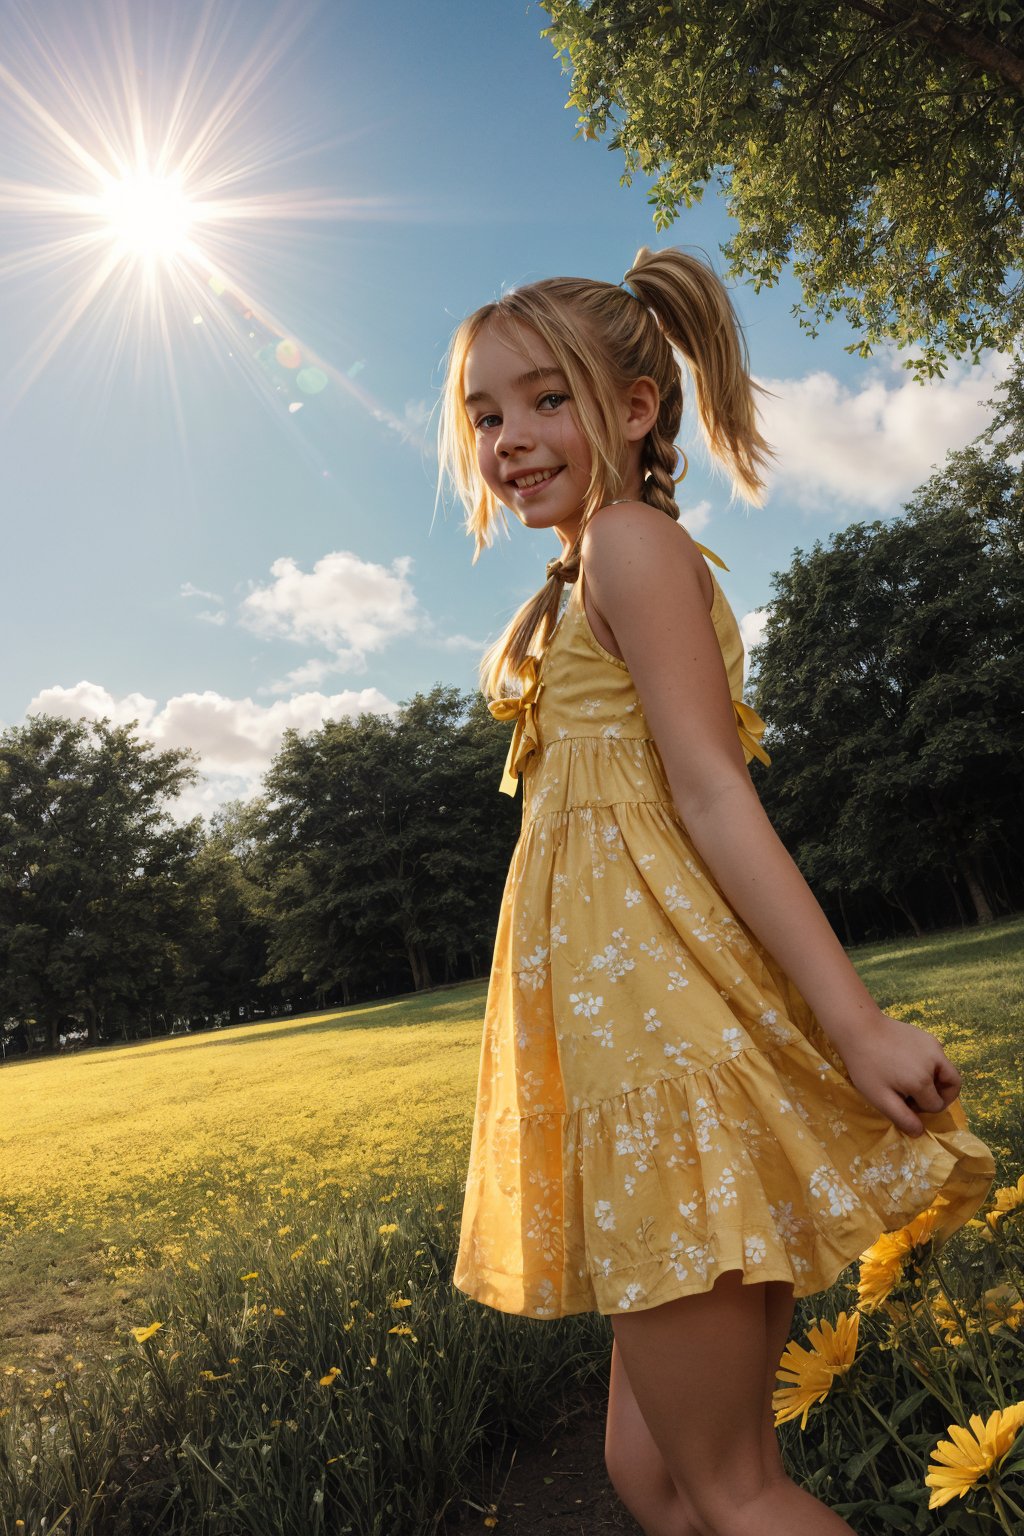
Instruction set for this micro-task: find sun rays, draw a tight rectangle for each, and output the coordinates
[0,0,409,440]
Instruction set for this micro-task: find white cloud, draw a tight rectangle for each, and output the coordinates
[180,581,223,602]
[197,609,227,626]
[26,680,398,820]
[740,608,769,660]
[755,347,1012,512]
[241,550,421,670]
[433,632,487,652]
[679,499,712,536]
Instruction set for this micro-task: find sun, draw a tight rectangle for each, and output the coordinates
[97,169,195,264]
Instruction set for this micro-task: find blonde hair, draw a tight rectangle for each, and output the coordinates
[437,245,775,701]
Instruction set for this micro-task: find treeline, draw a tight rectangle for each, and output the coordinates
[2,396,1022,1056]
[0,690,519,1057]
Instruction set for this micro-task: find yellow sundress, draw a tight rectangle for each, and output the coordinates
[453,541,996,1318]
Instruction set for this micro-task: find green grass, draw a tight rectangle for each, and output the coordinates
[1,919,1022,1535]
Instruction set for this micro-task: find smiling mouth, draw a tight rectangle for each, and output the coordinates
[510,467,563,490]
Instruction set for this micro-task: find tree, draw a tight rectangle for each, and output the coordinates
[190,800,276,1023]
[541,0,1024,376]
[750,434,1024,931]
[259,686,519,1000]
[0,715,202,1049]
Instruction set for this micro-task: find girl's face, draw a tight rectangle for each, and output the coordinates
[463,320,594,548]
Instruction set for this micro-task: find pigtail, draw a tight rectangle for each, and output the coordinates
[624,248,775,507]
[438,248,773,711]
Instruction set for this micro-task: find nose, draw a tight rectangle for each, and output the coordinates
[494,407,534,459]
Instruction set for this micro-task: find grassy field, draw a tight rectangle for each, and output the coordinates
[1,918,1023,1534]
[2,918,1022,1383]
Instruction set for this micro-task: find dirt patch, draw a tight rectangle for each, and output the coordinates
[445,1391,643,1536]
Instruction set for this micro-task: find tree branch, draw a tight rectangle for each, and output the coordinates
[842,0,1024,95]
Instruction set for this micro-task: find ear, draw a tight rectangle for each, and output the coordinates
[622,376,660,442]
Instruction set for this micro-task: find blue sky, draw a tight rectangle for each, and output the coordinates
[0,0,1010,817]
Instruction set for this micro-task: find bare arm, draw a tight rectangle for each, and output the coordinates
[582,504,962,1137]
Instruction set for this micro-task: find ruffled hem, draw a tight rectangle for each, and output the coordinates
[453,1046,996,1319]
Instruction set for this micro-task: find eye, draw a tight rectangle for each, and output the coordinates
[474,412,500,430]
[538,392,568,411]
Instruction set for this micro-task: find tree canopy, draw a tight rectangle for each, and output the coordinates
[750,416,1024,935]
[541,0,1024,376]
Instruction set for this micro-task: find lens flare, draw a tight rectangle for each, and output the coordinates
[0,0,418,449]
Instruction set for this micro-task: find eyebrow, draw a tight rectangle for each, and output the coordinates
[464,366,567,408]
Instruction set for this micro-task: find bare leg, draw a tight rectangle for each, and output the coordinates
[610,1269,856,1536]
[604,1278,798,1535]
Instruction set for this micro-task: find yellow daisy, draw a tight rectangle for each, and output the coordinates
[857,1198,948,1313]
[772,1311,860,1430]
[925,1402,1024,1509]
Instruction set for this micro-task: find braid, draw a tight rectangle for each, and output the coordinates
[641,423,682,524]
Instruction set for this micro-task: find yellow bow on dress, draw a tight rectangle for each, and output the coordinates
[734,699,771,766]
[489,655,544,796]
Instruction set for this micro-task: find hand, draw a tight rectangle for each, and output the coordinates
[836,1011,963,1138]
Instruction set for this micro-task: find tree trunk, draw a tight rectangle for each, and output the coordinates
[957,853,995,924]
[836,887,855,947]
[405,939,433,991]
[885,890,923,937]
[943,870,968,928]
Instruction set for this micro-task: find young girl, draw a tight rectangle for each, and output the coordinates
[437,247,995,1536]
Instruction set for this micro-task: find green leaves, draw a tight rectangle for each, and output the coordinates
[750,386,1024,938]
[539,0,1024,375]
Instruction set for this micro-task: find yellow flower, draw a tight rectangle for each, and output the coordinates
[925,1402,1024,1509]
[239,1271,259,1281]
[388,1324,415,1337]
[985,1175,1024,1229]
[378,1222,398,1235]
[389,1297,412,1309]
[131,1322,164,1344]
[319,1367,341,1386]
[930,1291,967,1344]
[857,1198,947,1313]
[982,1283,1024,1335]
[772,1311,860,1429]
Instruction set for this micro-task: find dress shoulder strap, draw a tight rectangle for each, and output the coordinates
[692,540,729,571]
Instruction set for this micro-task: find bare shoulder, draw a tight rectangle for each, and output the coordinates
[582,501,714,613]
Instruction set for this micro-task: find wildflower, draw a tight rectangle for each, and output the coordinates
[930,1292,967,1346]
[982,1282,1024,1335]
[772,1311,860,1429]
[378,1222,398,1235]
[856,1198,948,1312]
[131,1322,164,1344]
[319,1367,341,1386]
[239,1271,259,1282]
[985,1175,1024,1230]
[389,1297,413,1309]
[925,1402,1024,1509]
[388,1324,416,1337]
